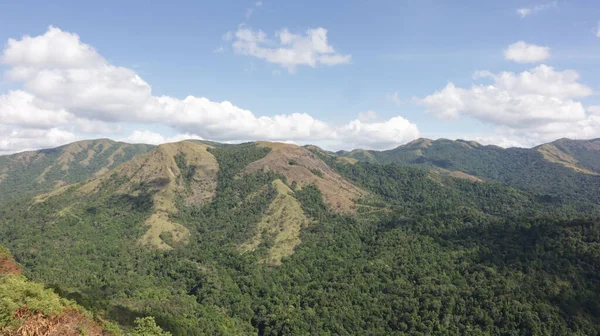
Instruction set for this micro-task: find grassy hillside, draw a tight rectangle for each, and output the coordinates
[0,139,153,206]
[535,138,600,174]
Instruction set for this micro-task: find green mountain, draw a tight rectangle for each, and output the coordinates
[335,138,600,205]
[0,139,153,205]
[0,139,599,334]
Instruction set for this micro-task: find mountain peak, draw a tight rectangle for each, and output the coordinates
[404,138,433,149]
[243,142,364,213]
[78,140,219,250]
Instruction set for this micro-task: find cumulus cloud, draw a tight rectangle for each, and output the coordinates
[0,26,415,153]
[419,64,598,146]
[516,1,557,18]
[504,41,550,63]
[338,117,419,149]
[474,115,600,148]
[420,65,591,124]
[0,127,80,155]
[1,26,104,68]
[232,27,351,73]
[588,105,600,115]
[123,130,204,145]
[0,91,71,128]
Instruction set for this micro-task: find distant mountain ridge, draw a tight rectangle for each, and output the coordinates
[0,139,153,205]
[3,136,600,206]
[333,137,600,203]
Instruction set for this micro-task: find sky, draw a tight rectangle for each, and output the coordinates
[1,0,600,154]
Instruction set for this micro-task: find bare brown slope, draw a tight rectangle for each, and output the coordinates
[242,142,364,213]
[536,143,598,175]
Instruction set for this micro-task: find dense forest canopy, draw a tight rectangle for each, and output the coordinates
[0,138,599,335]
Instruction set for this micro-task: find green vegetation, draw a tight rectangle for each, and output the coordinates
[0,140,600,334]
[129,317,172,336]
[0,139,153,206]
[0,246,171,335]
[537,138,600,173]
[174,152,196,190]
[334,138,600,205]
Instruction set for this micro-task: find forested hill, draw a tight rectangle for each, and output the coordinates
[0,138,599,334]
[0,139,153,205]
[335,137,600,203]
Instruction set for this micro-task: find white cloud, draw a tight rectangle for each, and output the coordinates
[337,116,420,149]
[420,64,598,146]
[213,46,225,54]
[0,26,415,153]
[504,41,550,63]
[420,65,591,126]
[123,130,203,145]
[473,135,531,148]
[232,27,351,73]
[1,26,104,69]
[588,105,600,115]
[0,127,79,155]
[596,22,600,37]
[474,115,600,147]
[0,90,71,128]
[357,110,377,122]
[516,1,557,18]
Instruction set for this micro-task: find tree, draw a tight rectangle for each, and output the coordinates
[128,317,171,336]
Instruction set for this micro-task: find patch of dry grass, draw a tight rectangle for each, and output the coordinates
[240,179,311,265]
[139,212,190,250]
[405,138,433,149]
[32,185,74,205]
[429,168,484,183]
[335,156,358,165]
[537,144,598,175]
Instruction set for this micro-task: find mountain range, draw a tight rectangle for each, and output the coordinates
[0,137,599,335]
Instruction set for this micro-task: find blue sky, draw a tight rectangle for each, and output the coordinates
[0,0,599,153]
